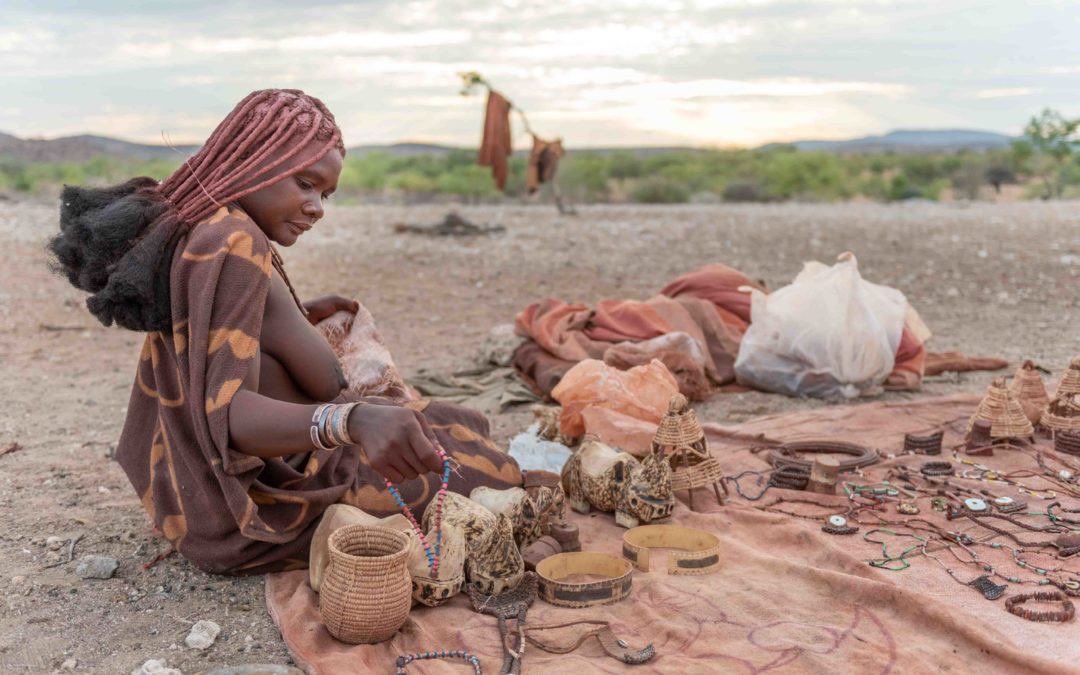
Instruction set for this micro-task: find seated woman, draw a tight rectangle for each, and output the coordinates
[49,89,521,574]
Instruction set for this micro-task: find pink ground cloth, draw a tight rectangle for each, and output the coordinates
[267,394,1079,674]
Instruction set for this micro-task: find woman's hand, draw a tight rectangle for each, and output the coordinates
[348,402,444,483]
[303,295,359,325]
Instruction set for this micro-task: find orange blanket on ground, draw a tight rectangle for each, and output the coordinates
[513,264,1004,401]
[266,394,1077,674]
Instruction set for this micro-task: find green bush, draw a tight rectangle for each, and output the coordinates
[631,177,690,203]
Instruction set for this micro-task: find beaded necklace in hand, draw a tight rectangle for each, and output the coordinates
[384,442,452,577]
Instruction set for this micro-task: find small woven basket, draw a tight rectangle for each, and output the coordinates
[1055,429,1080,456]
[319,525,412,644]
[1053,357,1080,399]
[1009,360,1049,425]
[969,377,1034,439]
[1043,394,1080,434]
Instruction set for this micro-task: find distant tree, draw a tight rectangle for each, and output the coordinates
[1023,108,1080,199]
[984,164,1016,194]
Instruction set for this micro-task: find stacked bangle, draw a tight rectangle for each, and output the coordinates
[310,402,360,450]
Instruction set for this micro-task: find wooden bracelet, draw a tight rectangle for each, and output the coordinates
[1005,590,1075,622]
[621,525,720,575]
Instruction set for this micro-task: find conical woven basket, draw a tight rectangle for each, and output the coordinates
[653,394,726,506]
[1053,357,1080,399]
[968,377,1034,439]
[1042,393,1080,433]
[653,393,706,450]
[1009,360,1049,425]
[319,525,412,644]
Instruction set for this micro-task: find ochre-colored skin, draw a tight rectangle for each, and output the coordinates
[226,142,443,482]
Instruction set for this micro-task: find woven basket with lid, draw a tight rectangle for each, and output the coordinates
[653,393,726,507]
[1053,357,1080,400]
[319,525,412,644]
[968,377,1034,440]
[1009,360,1049,425]
[1043,393,1080,433]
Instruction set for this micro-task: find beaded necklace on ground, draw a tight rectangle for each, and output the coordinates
[384,443,452,577]
[395,650,482,674]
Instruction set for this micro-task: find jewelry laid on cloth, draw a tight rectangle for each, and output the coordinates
[535,552,634,608]
[1005,590,1076,622]
[767,440,879,472]
[525,619,656,665]
[993,496,1027,514]
[897,502,920,515]
[384,442,452,577]
[395,650,483,674]
[864,529,925,571]
[904,430,944,455]
[968,575,1009,600]
[822,515,859,536]
[621,525,721,575]
[467,573,538,675]
[920,461,955,477]
[964,498,989,512]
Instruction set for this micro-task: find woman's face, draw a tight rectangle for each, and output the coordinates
[236,142,343,246]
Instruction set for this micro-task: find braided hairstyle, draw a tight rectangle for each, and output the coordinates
[49,89,345,332]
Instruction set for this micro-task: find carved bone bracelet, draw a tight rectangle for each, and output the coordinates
[621,525,721,575]
[535,552,633,608]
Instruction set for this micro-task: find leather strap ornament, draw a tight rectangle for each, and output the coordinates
[525,620,656,665]
[535,552,633,608]
[621,525,721,575]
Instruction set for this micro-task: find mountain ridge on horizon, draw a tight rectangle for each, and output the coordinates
[0,128,1015,163]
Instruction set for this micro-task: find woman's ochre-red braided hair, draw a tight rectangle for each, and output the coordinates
[50,88,346,332]
[160,88,345,226]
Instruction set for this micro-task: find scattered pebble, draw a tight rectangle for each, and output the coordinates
[131,659,181,675]
[46,536,66,551]
[185,619,222,650]
[75,555,118,580]
[60,658,77,671]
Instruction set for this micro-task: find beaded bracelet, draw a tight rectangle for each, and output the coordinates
[920,461,955,477]
[395,650,482,674]
[1004,590,1075,622]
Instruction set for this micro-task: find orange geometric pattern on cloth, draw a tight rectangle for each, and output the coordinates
[117,206,520,575]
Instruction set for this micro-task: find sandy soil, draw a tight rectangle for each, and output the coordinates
[0,198,1077,673]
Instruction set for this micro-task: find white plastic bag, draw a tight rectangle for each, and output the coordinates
[734,252,909,399]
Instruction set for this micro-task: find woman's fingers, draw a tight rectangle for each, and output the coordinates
[410,412,444,474]
[380,462,406,484]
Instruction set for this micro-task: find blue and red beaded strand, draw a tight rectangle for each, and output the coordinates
[384,442,451,577]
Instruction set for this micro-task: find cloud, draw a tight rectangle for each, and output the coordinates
[186,29,471,55]
[973,87,1041,99]
[581,78,911,104]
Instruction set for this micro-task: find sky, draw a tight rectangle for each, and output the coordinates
[1,0,1078,149]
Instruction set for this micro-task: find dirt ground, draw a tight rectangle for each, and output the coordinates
[0,197,1077,673]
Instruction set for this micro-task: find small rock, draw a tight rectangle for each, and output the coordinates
[131,659,181,675]
[946,287,960,297]
[46,537,65,551]
[60,658,77,670]
[203,666,302,675]
[11,575,26,585]
[185,619,221,650]
[76,555,119,580]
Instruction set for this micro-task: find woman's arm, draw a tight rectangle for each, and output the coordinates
[227,389,444,482]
